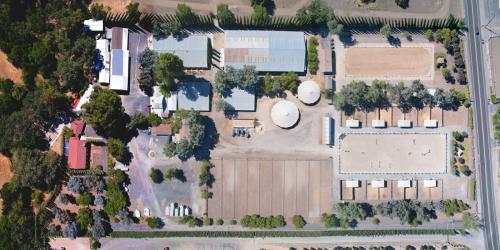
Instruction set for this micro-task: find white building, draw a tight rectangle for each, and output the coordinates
[109,28,129,92]
[83,19,104,32]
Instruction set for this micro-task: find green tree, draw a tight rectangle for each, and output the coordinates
[107,138,127,162]
[239,65,258,88]
[104,172,128,217]
[154,53,184,94]
[442,68,453,82]
[216,218,224,225]
[152,21,183,39]
[76,193,93,206]
[252,4,270,23]
[203,217,213,226]
[217,4,235,25]
[127,112,149,130]
[90,3,107,20]
[146,217,163,229]
[403,31,411,40]
[176,3,195,24]
[11,149,62,190]
[76,207,93,229]
[199,160,214,187]
[57,59,85,91]
[126,2,140,18]
[462,212,480,231]
[149,168,164,183]
[380,24,392,38]
[327,18,344,35]
[82,87,126,137]
[295,0,331,26]
[321,213,340,227]
[292,215,306,228]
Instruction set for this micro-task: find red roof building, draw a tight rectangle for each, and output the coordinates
[151,124,172,136]
[71,119,85,137]
[68,137,87,170]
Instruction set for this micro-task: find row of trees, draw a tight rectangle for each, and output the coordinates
[240,214,286,228]
[307,37,319,74]
[334,80,467,115]
[262,72,300,96]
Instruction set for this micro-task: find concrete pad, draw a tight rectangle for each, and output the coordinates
[259,160,273,216]
[208,159,222,219]
[341,181,354,200]
[392,108,405,127]
[405,108,419,126]
[405,185,418,200]
[247,159,260,214]
[354,182,366,201]
[443,106,468,127]
[367,183,379,201]
[379,186,391,201]
[308,161,321,218]
[272,160,285,215]
[296,161,309,216]
[284,160,297,217]
[430,180,443,200]
[417,180,431,201]
[234,159,248,218]
[222,159,235,219]
[367,110,379,128]
[431,107,443,126]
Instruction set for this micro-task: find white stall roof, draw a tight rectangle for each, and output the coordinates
[345,180,360,188]
[398,180,412,188]
[346,119,360,128]
[371,180,386,188]
[322,116,332,145]
[372,119,386,128]
[423,179,437,188]
[398,119,412,128]
[424,119,438,128]
[110,49,129,91]
[96,39,110,84]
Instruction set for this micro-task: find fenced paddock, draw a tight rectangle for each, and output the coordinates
[344,43,434,81]
[338,132,448,174]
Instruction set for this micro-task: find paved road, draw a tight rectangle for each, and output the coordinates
[122,32,149,115]
[464,0,500,249]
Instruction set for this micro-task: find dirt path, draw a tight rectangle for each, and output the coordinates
[0,51,22,84]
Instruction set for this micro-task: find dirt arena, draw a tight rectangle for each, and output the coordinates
[208,158,332,222]
[344,44,434,80]
[338,132,448,174]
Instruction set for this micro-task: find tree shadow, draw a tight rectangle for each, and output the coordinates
[193,116,219,161]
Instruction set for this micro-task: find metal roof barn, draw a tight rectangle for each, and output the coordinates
[153,35,209,68]
[223,86,256,111]
[223,30,306,72]
[177,80,211,111]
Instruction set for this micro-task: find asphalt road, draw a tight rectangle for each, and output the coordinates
[464,0,500,249]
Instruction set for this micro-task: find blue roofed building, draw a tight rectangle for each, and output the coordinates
[152,35,210,69]
[223,30,306,73]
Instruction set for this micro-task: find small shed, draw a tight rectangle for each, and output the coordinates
[398,119,412,128]
[371,119,386,128]
[345,180,360,188]
[346,119,360,128]
[322,116,333,145]
[398,180,412,188]
[152,124,172,136]
[83,19,104,32]
[371,180,386,188]
[423,179,437,188]
[68,137,87,170]
[424,119,438,128]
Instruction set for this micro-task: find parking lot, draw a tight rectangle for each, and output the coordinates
[208,158,333,222]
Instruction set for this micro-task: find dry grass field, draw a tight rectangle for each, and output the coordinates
[338,132,447,174]
[0,51,21,83]
[344,45,433,80]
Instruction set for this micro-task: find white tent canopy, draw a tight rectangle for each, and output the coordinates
[398,180,412,188]
[271,100,300,128]
[297,80,321,104]
[371,180,386,188]
[346,180,360,188]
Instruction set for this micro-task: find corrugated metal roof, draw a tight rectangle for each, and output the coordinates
[111,50,123,75]
[223,86,256,111]
[224,30,306,72]
[177,80,210,111]
[152,35,209,68]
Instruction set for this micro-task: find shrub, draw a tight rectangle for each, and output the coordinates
[403,31,411,40]
[395,0,409,8]
[321,213,340,228]
[307,37,319,74]
[230,219,237,225]
[442,68,453,82]
[216,218,224,225]
[292,215,307,229]
[458,157,465,164]
[380,24,392,38]
[440,199,470,217]
[425,29,434,41]
[452,131,465,142]
[240,214,286,229]
[203,217,213,226]
[149,168,164,183]
[59,194,70,205]
[146,217,163,229]
[372,218,380,225]
[460,164,471,176]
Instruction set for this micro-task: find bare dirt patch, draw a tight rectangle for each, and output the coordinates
[0,51,22,83]
[0,154,13,189]
[344,44,433,80]
[338,132,448,174]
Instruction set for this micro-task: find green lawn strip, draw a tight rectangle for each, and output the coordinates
[110,229,455,238]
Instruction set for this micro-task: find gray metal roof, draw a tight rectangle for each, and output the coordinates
[223,86,256,111]
[224,30,306,72]
[111,49,123,75]
[177,80,211,111]
[152,35,209,68]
